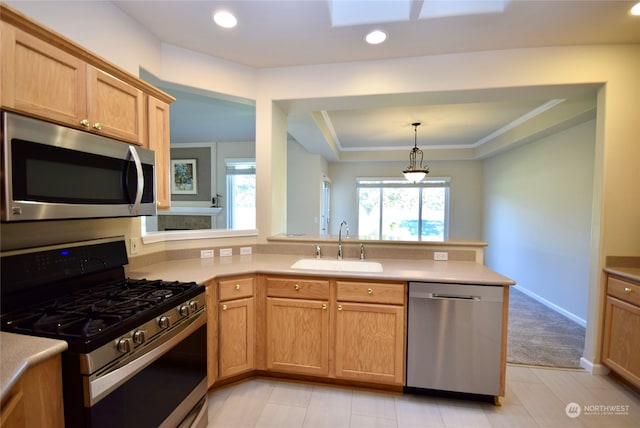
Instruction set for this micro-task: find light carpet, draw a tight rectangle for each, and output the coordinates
[507,287,585,369]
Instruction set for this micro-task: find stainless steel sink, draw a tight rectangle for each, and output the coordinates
[291,258,383,273]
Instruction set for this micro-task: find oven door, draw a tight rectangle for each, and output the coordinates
[84,315,207,428]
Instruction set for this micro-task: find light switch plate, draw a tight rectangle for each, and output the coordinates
[219,248,233,257]
[240,247,252,255]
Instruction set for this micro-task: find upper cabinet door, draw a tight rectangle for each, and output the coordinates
[147,96,171,210]
[1,23,87,126]
[87,66,144,145]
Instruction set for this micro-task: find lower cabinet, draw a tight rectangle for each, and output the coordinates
[0,355,64,428]
[264,275,406,386]
[265,276,330,377]
[602,274,640,389]
[209,274,406,389]
[335,280,406,385]
[335,302,405,385]
[266,297,330,376]
[217,276,255,380]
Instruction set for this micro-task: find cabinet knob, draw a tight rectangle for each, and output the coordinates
[367,288,373,295]
[322,303,327,310]
[624,287,632,294]
[222,304,228,311]
[338,304,343,311]
[93,122,102,130]
[294,284,300,290]
[80,119,90,127]
[235,284,241,290]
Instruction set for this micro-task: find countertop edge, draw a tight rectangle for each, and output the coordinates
[1,332,68,402]
[604,267,640,283]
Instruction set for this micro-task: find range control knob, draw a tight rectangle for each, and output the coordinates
[158,316,171,329]
[117,338,131,353]
[179,305,190,317]
[189,300,198,312]
[132,330,146,345]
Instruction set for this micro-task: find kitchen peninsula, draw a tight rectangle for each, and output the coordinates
[126,238,515,401]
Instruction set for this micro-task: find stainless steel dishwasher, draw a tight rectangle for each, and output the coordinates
[406,282,504,398]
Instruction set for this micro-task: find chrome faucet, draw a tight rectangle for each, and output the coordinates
[338,221,349,260]
[315,244,321,259]
[360,243,365,260]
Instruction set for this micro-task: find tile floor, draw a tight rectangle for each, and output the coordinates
[207,365,640,428]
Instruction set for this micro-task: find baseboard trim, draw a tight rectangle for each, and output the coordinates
[579,357,609,375]
[513,285,586,327]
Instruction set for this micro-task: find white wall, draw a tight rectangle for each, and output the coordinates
[327,159,484,240]
[287,140,327,236]
[484,120,596,322]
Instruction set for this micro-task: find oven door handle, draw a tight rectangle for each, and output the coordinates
[87,310,206,407]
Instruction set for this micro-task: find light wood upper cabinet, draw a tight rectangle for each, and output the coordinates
[1,6,174,150]
[87,66,144,144]
[602,275,640,390]
[2,24,144,144]
[1,23,87,125]
[147,96,171,210]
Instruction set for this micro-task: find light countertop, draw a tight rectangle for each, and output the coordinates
[1,253,514,402]
[126,253,516,286]
[0,332,67,401]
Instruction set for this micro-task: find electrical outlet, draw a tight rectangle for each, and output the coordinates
[434,251,449,261]
[240,247,252,255]
[219,248,233,257]
[130,238,139,255]
[200,249,214,259]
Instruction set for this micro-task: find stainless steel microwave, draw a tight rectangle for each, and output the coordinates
[1,111,156,222]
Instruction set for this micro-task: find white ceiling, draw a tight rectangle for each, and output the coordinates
[112,1,640,160]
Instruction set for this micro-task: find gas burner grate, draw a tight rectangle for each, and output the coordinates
[1,277,198,341]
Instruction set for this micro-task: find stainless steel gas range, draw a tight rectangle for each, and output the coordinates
[0,237,208,428]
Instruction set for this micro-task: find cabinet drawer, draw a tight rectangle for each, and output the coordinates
[336,281,405,305]
[266,277,330,300]
[219,277,254,301]
[608,276,640,307]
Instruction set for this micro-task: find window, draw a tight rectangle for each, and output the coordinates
[357,177,450,241]
[226,160,256,229]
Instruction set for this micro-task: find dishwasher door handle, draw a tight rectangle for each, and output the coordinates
[419,292,480,301]
[430,293,480,301]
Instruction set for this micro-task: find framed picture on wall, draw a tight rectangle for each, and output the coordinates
[171,159,197,194]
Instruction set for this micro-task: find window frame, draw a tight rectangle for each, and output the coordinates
[225,159,256,229]
[356,177,451,241]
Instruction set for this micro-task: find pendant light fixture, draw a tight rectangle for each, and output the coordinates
[402,122,429,182]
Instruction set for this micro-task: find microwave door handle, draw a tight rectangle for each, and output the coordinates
[127,145,144,215]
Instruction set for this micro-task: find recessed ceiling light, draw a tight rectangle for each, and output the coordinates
[365,29,387,45]
[213,11,237,28]
[631,2,640,16]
